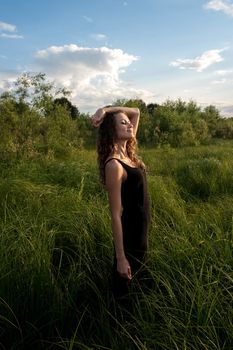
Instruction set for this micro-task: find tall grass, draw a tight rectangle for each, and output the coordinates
[0,141,233,349]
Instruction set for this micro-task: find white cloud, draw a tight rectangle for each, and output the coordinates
[212,69,233,84]
[0,70,19,92]
[214,69,233,75]
[169,49,226,72]
[220,105,233,117]
[0,33,23,39]
[212,78,227,84]
[90,33,108,41]
[0,20,23,39]
[34,44,138,80]
[0,21,16,32]
[33,44,154,112]
[204,0,233,17]
[83,15,93,23]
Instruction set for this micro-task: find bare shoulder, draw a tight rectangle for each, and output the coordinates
[105,158,122,174]
[105,158,124,188]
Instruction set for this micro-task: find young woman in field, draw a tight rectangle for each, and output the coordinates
[90,106,150,303]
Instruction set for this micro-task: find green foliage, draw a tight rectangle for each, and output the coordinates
[54,97,80,119]
[118,98,232,147]
[0,73,93,161]
[0,142,233,349]
[1,72,233,161]
[14,72,70,115]
[1,72,233,348]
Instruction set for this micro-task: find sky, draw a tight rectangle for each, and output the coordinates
[0,0,233,116]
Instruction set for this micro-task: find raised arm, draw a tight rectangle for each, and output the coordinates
[105,106,140,136]
[105,159,132,280]
[90,106,140,136]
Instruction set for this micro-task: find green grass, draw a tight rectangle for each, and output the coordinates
[0,140,233,349]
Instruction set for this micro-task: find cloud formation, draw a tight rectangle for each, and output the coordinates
[204,0,233,17]
[33,44,154,112]
[212,69,233,84]
[0,70,20,91]
[220,105,233,117]
[83,15,93,23]
[170,49,225,72]
[0,20,23,39]
[215,69,233,75]
[90,33,108,41]
[0,33,23,39]
[0,21,16,32]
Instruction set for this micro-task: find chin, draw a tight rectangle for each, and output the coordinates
[127,136,134,141]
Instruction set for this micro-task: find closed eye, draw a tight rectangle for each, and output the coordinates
[121,119,130,125]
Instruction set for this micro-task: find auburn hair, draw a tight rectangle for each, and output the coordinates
[97,111,145,184]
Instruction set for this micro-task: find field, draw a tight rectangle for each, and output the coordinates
[0,140,233,350]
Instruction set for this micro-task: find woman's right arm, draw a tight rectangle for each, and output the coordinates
[90,106,140,136]
[105,160,132,280]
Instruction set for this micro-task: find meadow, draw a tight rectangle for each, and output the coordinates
[0,140,233,350]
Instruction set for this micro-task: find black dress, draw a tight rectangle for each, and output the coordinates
[104,158,150,299]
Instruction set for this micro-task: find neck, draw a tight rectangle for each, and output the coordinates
[114,141,127,159]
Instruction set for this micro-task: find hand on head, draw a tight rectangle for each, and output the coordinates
[90,107,106,128]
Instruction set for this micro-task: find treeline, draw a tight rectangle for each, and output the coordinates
[119,98,233,146]
[0,73,233,161]
[0,73,92,161]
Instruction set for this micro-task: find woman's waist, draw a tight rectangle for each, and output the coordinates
[122,205,150,225]
[122,206,149,218]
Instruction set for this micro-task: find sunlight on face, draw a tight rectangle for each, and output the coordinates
[114,112,134,140]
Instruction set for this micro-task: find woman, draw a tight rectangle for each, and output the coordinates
[91,106,150,302]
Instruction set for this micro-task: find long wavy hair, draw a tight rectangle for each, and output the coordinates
[97,111,145,184]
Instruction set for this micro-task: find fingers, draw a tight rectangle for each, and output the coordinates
[90,116,99,127]
[118,266,132,280]
[90,107,106,127]
[90,117,101,128]
[90,115,104,127]
[128,266,132,280]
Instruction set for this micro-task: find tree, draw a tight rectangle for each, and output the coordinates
[14,72,70,116]
[54,97,80,119]
[0,72,85,160]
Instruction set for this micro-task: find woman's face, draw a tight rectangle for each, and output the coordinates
[114,112,134,141]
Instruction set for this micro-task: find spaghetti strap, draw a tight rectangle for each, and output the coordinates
[104,157,138,169]
[104,157,119,167]
[104,157,129,168]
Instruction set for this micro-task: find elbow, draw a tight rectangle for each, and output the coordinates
[111,212,121,224]
[111,212,121,220]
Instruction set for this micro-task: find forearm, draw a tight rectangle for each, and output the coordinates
[90,106,140,130]
[104,106,139,119]
[111,215,126,260]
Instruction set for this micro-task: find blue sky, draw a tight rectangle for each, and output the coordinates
[0,0,233,116]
